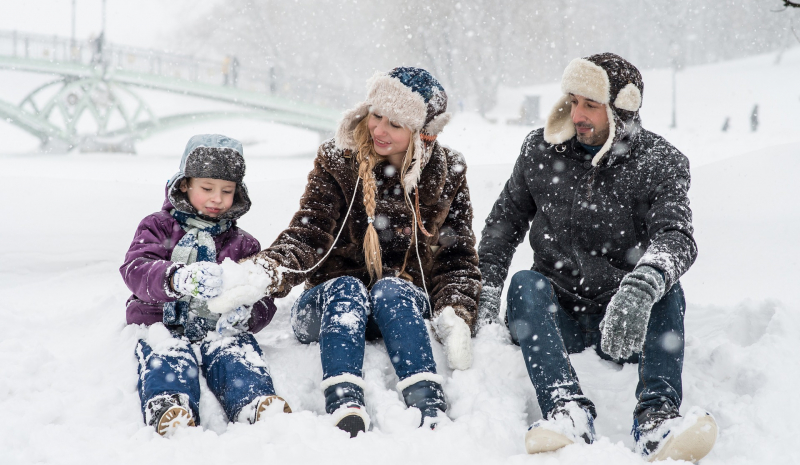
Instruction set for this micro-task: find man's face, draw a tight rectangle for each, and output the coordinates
[570,93,610,146]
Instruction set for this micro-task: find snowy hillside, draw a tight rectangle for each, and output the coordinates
[1,48,799,464]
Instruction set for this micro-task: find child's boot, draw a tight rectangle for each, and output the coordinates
[145,393,196,437]
[322,374,370,437]
[398,373,447,429]
[238,394,292,424]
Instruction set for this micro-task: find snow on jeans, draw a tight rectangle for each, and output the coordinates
[136,332,276,424]
[506,270,685,419]
[291,276,437,388]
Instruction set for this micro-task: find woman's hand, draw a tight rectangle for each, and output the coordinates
[432,306,473,370]
[206,257,283,313]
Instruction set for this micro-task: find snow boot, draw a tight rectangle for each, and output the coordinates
[633,404,717,463]
[525,401,595,454]
[145,393,196,437]
[322,374,370,437]
[398,375,447,429]
[237,395,292,424]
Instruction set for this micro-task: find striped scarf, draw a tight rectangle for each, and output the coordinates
[163,209,232,341]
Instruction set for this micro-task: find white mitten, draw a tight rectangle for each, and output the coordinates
[171,261,223,299]
[432,306,473,370]
[206,257,282,313]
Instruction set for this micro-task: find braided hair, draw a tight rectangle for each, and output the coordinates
[352,116,415,281]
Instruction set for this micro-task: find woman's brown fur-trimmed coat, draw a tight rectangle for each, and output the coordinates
[254,138,482,330]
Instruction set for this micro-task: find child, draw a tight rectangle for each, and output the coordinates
[120,134,290,437]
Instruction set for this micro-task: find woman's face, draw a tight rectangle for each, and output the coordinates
[368,112,412,160]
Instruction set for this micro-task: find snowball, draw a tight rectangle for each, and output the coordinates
[206,258,270,313]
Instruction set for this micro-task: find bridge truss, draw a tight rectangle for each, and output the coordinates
[0,31,342,152]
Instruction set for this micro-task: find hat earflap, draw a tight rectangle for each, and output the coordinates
[424,112,451,136]
[614,83,642,112]
[543,96,575,144]
[403,131,425,191]
[334,102,371,151]
[591,105,617,166]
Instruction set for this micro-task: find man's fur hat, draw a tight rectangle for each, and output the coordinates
[544,53,645,166]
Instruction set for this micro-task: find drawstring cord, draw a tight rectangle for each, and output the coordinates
[278,170,432,313]
[276,177,361,275]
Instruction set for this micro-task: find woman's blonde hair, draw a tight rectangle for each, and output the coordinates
[353,115,415,281]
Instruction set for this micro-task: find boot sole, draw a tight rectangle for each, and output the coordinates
[525,427,574,454]
[649,414,718,463]
[336,413,366,438]
[157,406,195,436]
[255,395,292,422]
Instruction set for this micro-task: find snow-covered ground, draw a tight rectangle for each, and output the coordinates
[1,48,799,464]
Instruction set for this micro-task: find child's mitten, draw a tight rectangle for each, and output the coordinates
[216,305,252,336]
[172,262,223,300]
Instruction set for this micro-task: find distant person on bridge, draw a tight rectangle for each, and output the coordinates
[226,67,481,437]
[477,53,717,462]
[120,134,291,437]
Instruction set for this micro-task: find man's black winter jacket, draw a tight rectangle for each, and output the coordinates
[478,127,697,318]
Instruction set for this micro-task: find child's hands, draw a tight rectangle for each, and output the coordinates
[172,262,224,299]
[216,305,251,336]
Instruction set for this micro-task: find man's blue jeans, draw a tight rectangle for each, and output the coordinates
[506,270,685,419]
[291,276,436,382]
[136,332,277,424]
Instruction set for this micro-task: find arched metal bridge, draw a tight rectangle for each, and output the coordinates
[0,31,343,152]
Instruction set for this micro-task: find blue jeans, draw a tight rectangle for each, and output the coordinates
[506,270,685,419]
[291,276,436,382]
[136,332,276,423]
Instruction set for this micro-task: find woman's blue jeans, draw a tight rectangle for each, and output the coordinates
[506,270,685,419]
[291,276,436,382]
[136,332,276,424]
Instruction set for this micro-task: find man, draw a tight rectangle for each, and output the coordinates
[477,53,717,462]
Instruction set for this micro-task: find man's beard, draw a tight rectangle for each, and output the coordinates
[575,123,610,146]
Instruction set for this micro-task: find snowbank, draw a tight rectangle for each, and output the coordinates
[1,49,799,464]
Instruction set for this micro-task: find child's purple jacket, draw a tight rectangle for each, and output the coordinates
[120,196,276,333]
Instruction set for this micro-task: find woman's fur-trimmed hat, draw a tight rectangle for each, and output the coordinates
[544,53,644,166]
[167,134,252,220]
[335,67,451,190]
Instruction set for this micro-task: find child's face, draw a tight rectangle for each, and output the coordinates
[180,177,236,218]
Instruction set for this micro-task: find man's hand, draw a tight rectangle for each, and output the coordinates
[600,266,666,360]
[432,306,473,370]
[172,262,223,300]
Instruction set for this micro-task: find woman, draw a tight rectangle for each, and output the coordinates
[246,67,481,436]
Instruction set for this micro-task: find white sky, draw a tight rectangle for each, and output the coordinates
[0,0,215,49]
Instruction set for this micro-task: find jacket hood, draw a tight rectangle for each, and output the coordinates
[166,134,252,220]
[544,53,644,167]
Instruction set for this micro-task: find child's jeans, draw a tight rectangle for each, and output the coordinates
[135,332,276,424]
[291,276,437,383]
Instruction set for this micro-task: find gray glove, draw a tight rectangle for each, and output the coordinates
[599,266,666,360]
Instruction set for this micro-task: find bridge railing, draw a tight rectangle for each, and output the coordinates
[0,30,352,109]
